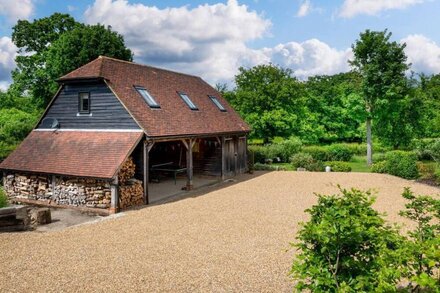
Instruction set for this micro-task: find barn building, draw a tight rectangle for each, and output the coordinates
[0,56,250,214]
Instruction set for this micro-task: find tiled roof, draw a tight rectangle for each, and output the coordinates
[59,56,250,137]
[0,130,143,179]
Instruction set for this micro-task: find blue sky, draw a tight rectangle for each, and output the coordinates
[0,0,440,88]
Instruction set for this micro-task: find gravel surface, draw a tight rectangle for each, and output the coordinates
[1,171,439,292]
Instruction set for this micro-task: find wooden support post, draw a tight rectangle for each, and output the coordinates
[51,175,56,199]
[110,176,119,214]
[221,136,226,180]
[2,171,5,189]
[143,140,154,205]
[234,136,238,176]
[185,138,195,190]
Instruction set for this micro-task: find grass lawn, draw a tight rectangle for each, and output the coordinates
[348,155,371,172]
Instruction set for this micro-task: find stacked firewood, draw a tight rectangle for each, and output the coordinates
[54,178,111,208]
[119,179,144,209]
[118,157,136,185]
[4,174,52,200]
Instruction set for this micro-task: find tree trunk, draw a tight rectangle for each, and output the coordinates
[366,118,373,166]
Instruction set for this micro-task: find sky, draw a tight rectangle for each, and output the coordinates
[0,0,440,89]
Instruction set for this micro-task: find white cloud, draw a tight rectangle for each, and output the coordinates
[0,37,17,89]
[339,0,425,18]
[244,39,353,79]
[0,0,34,23]
[84,0,270,83]
[296,0,312,17]
[402,34,440,74]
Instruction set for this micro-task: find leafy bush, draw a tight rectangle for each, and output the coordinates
[302,146,329,161]
[372,152,387,162]
[427,139,440,164]
[253,163,287,171]
[327,144,354,161]
[277,137,302,162]
[291,187,403,292]
[371,160,387,173]
[417,162,437,181]
[410,138,438,161]
[399,188,440,291]
[291,153,324,171]
[326,161,352,172]
[248,145,268,164]
[0,187,8,208]
[385,151,419,179]
[291,152,314,169]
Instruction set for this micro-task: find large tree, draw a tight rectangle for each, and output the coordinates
[305,72,365,143]
[350,30,410,165]
[228,64,305,142]
[10,13,132,107]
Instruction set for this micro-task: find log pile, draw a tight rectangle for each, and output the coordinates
[119,179,144,209]
[54,177,111,208]
[118,157,136,185]
[3,174,52,200]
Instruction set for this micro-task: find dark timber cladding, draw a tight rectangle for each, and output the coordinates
[38,81,140,129]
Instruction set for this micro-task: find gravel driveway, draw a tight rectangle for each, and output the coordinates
[1,172,439,292]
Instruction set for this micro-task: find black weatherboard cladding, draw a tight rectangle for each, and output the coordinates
[38,82,140,129]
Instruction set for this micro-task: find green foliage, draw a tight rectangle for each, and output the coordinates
[229,64,305,141]
[350,29,415,157]
[410,138,439,161]
[385,151,419,179]
[371,160,387,174]
[291,187,403,292]
[326,161,352,172]
[0,108,39,160]
[427,139,440,164]
[277,137,302,162]
[10,13,132,107]
[302,145,329,161]
[305,72,365,143]
[253,163,287,171]
[291,152,323,171]
[327,144,354,161]
[399,188,440,291]
[0,187,8,208]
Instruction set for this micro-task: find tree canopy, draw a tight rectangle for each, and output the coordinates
[10,13,132,107]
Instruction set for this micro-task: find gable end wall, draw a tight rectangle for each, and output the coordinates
[38,82,140,130]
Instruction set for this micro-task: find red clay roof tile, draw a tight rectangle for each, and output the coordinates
[0,130,143,179]
[59,56,250,137]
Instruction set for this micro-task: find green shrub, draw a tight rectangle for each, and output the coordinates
[0,187,8,208]
[291,152,324,171]
[277,137,302,162]
[291,187,403,292]
[372,152,387,162]
[248,145,268,164]
[427,139,440,164]
[291,152,314,169]
[371,160,387,173]
[385,151,419,179]
[253,163,287,171]
[326,161,352,172]
[399,188,440,292]
[417,162,437,180]
[410,138,438,161]
[302,146,329,161]
[327,144,354,161]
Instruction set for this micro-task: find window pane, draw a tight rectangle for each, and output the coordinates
[79,93,90,113]
[179,93,198,110]
[209,96,226,111]
[135,87,160,108]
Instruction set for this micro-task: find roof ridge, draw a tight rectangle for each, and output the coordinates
[99,55,201,79]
